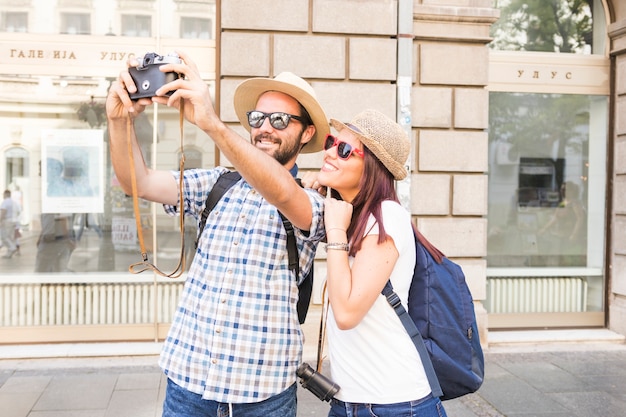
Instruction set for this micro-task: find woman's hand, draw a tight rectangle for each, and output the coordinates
[324,196,352,233]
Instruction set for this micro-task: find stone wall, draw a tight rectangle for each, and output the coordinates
[410,1,498,345]
[218,0,500,344]
[608,14,626,336]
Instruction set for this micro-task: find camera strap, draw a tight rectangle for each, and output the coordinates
[317,281,329,372]
[127,100,186,278]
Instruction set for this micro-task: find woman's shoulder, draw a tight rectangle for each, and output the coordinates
[380,200,412,232]
[381,200,410,218]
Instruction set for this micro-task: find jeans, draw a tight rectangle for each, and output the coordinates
[162,378,297,417]
[328,394,447,417]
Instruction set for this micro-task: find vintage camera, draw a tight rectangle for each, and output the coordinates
[128,52,181,100]
[296,363,340,402]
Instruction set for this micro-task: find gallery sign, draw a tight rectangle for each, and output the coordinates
[0,32,215,78]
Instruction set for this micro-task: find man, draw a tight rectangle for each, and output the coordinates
[106,50,329,417]
[0,189,19,259]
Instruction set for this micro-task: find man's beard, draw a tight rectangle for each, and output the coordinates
[255,133,303,165]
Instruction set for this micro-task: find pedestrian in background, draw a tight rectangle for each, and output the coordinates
[0,189,20,259]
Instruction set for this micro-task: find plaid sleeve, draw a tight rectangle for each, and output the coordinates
[163,167,230,218]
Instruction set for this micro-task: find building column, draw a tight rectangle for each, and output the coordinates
[608,17,626,336]
[411,2,499,345]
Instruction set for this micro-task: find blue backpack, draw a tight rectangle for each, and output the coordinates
[382,227,484,400]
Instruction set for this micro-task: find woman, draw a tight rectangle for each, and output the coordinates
[311,109,447,417]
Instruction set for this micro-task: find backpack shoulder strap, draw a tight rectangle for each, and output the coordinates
[196,171,242,248]
[382,280,443,398]
[278,211,299,277]
[280,208,315,325]
[381,229,444,398]
[277,178,303,277]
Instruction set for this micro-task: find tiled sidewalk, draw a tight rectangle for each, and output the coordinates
[3,341,626,417]
[2,305,626,417]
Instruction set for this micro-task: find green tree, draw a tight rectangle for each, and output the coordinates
[490,0,593,53]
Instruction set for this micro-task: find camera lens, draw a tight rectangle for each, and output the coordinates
[296,363,340,402]
[297,363,315,379]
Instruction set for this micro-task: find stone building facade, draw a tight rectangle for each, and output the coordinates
[1,0,625,345]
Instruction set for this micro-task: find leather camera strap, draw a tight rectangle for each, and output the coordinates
[127,100,186,278]
[317,281,329,372]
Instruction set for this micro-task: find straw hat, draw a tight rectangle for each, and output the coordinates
[233,72,329,153]
[330,109,410,180]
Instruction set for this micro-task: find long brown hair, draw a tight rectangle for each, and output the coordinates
[345,148,399,256]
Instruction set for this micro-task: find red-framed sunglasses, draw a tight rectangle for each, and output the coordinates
[323,134,364,160]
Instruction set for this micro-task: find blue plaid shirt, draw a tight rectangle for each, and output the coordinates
[159,167,325,403]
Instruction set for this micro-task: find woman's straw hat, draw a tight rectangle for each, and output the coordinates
[233,72,329,153]
[330,109,410,180]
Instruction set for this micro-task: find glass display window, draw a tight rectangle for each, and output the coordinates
[0,0,216,343]
[486,0,609,328]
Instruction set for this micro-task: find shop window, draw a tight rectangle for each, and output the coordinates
[486,0,609,330]
[0,0,218,344]
[60,12,90,35]
[121,14,152,37]
[486,92,607,326]
[180,17,211,39]
[1,11,27,32]
[490,0,605,55]
[488,92,606,268]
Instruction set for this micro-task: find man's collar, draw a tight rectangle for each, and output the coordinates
[289,164,298,178]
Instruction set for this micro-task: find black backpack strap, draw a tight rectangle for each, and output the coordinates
[279,212,299,276]
[195,171,242,248]
[281,210,314,324]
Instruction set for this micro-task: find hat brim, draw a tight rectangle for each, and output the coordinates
[330,119,408,180]
[233,78,329,153]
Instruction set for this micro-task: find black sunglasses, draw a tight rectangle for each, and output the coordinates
[246,111,306,130]
[324,134,365,160]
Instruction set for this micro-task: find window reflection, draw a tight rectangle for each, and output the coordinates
[60,13,91,35]
[0,0,216,38]
[490,0,603,54]
[121,14,152,37]
[1,11,27,32]
[0,0,217,275]
[180,17,212,39]
[487,92,605,268]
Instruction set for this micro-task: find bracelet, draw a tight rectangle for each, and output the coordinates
[325,242,350,251]
[326,228,346,234]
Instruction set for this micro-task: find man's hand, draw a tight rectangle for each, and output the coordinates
[300,171,326,196]
[105,56,152,121]
[152,50,220,134]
